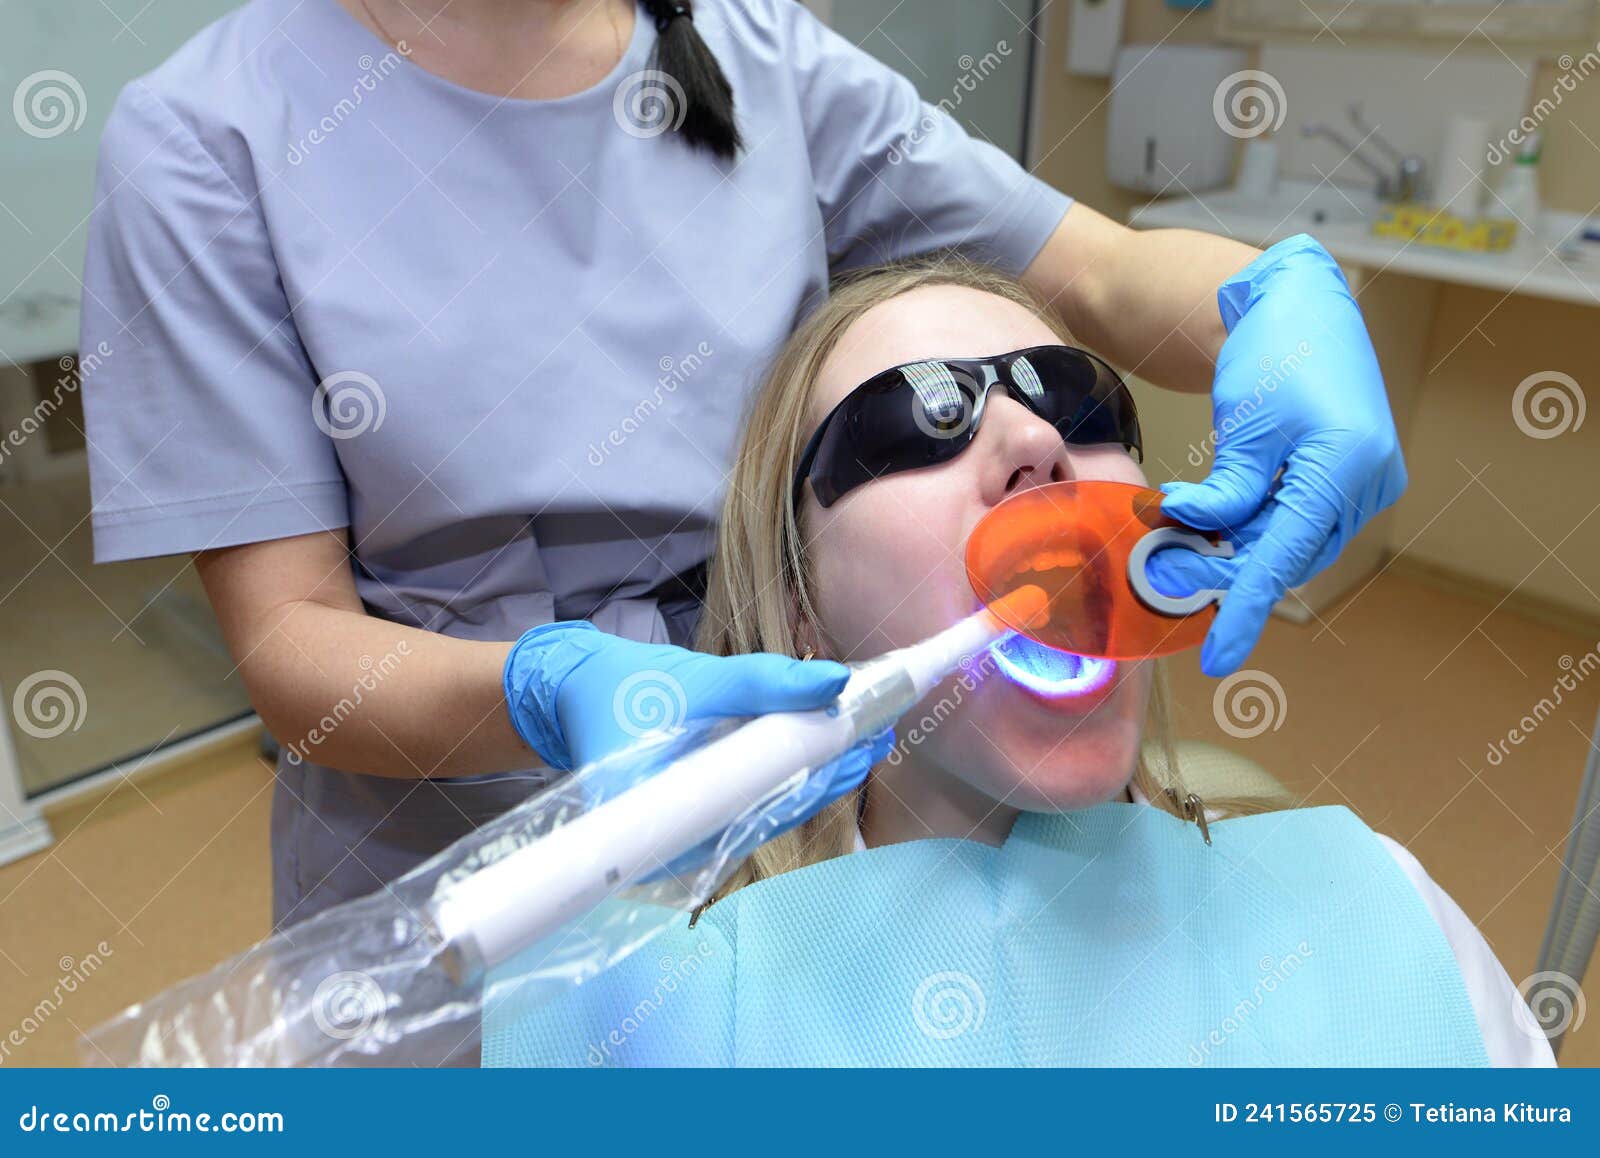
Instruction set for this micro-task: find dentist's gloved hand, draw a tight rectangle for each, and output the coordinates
[1150,234,1407,677]
[503,620,883,834]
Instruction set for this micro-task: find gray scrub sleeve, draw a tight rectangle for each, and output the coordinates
[79,82,349,563]
[778,0,1072,275]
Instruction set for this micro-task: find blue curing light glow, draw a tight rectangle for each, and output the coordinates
[990,632,1115,697]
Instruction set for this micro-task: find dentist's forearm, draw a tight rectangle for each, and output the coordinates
[195,530,537,779]
[235,601,528,778]
[1022,201,1260,393]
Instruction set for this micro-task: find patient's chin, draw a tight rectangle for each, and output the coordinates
[986,742,1140,812]
[958,677,1146,811]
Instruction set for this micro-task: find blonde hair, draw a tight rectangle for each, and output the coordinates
[695,258,1221,900]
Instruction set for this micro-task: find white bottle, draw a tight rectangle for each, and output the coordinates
[1497,130,1543,251]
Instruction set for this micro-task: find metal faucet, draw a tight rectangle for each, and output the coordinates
[1302,102,1427,203]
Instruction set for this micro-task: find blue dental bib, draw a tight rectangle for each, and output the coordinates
[482,802,1488,1067]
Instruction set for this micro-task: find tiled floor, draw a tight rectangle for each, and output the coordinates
[0,568,1594,1066]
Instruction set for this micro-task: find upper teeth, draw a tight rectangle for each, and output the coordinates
[1003,551,1087,597]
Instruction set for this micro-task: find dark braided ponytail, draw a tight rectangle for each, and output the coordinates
[638,0,742,159]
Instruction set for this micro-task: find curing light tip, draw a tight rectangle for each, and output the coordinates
[990,633,1115,698]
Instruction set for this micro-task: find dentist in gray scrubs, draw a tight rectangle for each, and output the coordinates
[80,0,1405,928]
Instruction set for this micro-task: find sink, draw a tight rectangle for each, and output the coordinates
[1130,183,1600,309]
[1206,183,1373,227]
[1138,179,1376,236]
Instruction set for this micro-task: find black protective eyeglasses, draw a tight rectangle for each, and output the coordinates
[792,344,1141,509]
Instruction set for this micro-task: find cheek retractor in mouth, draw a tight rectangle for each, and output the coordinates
[965,479,1231,662]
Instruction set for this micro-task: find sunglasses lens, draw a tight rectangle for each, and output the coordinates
[808,364,980,504]
[1015,348,1139,452]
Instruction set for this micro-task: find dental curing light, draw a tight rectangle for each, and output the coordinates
[427,584,1051,980]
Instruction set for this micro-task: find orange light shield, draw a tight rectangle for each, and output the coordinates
[965,480,1234,661]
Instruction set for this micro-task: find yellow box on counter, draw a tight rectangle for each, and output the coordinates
[1371,204,1518,253]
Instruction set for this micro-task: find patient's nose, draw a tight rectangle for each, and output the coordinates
[982,389,1072,504]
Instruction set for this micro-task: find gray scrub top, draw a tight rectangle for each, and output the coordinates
[79,0,1072,927]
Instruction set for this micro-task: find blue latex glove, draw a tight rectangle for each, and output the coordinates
[1148,234,1407,677]
[503,621,885,844]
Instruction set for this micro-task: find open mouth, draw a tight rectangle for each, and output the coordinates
[989,632,1115,699]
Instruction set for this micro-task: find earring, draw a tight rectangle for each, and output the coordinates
[1164,786,1213,846]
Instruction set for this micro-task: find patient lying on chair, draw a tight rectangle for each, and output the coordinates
[483,260,1554,1068]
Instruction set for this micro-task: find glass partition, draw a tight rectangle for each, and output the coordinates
[0,2,252,805]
